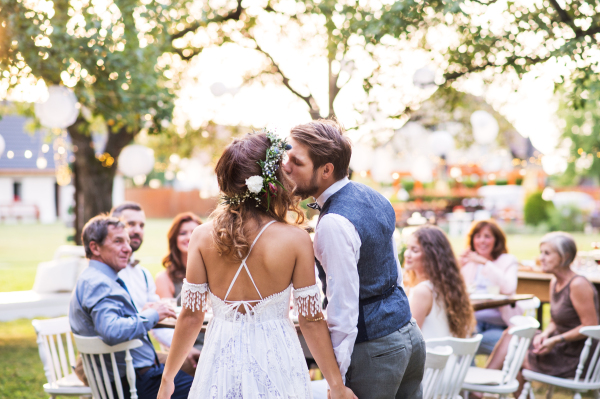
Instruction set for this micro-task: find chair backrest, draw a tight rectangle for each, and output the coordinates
[423,346,453,399]
[32,317,78,385]
[577,325,600,384]
[516,296,541,318]
[498,316,540,386]
[426,334,483,399]
[73,334,143,399]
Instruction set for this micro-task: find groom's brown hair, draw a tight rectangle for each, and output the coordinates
[290,119,352,181]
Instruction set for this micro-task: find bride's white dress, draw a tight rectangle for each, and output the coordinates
[181,221,322,398]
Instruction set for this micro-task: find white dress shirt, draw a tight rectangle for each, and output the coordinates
[313,177,404,382]
[117,255,159,311]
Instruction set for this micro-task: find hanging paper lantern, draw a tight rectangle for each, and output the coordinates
[0,134,5,157]
[470,110,499,145]
[410,156,433,182]
[117,145,155,177]
[350,143,374,173]
[210,82,227,97]
[393,122,430,155]
[36,156,48,169]
[371,146,395,183]
[34,86,79,129]
[413,66,436,88]
[428,131,454,157]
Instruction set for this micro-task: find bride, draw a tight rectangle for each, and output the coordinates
[157,130,356,399]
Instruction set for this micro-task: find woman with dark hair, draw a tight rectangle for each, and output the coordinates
[153,213,203,367]
[155,212,203,303]
[459,219,520,354]
[158,130,356,399]
[404,225,475,340]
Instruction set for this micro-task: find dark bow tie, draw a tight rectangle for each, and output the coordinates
[307,202,322,212]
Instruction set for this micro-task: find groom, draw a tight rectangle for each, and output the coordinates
[283,119,426,398]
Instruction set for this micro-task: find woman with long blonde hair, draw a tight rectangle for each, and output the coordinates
[405,225,475,339]
[158,130,356,399]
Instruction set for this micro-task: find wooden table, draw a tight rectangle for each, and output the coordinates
[517,270,600,302]
[517,270,600,321]
[471,294,534,311]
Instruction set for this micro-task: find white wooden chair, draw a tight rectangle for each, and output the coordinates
[519,325,600,399]
[424,346,453,399]
[31,317,92,398]
[462,316,540,399]
[426,334,483,399]
[73,335,143,399]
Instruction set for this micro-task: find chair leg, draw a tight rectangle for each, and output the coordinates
[546,386,554,399]
[573,393,582,399]
[519,382,531,399]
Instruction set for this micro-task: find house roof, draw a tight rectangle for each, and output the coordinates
[0,115,62,175]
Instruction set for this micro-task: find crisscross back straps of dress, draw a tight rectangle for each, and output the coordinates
[223,220,277,304]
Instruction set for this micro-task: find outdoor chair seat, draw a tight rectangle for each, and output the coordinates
[520,325,600,399]
[462,316,539,399]
[522,369,600,391]
[32,317,92,398]
[43,373,90,396]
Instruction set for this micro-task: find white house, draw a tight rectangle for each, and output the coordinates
[0,115,125,224]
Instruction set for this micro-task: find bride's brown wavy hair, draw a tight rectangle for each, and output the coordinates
[406,225,475,338]
[211,132,304,261]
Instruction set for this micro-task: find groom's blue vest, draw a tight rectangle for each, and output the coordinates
[315,181,412,344]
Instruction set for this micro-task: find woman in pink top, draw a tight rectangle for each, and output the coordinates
[459,219,520,354]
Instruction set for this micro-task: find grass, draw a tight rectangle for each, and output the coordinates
[0,319,47,399]
[0,221,598,398]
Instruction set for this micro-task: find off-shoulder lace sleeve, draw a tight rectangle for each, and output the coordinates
[293,284,322,318]
[181,279,209,312]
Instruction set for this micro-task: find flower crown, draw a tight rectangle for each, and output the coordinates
[220,128,291,210]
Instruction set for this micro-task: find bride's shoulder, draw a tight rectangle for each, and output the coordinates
[190,221,213,241]
[267,223,312,245]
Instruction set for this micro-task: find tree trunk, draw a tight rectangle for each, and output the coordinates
[68,120,135,244]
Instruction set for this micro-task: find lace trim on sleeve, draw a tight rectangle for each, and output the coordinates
[293,283,322,318]
[181,279,209,312]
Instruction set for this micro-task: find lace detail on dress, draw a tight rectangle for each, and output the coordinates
[181,278,209,312]
[293,283,322,317]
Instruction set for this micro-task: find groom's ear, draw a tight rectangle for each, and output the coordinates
[321,163,335,180]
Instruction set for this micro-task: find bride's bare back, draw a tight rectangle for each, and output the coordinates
[185,217,316,304]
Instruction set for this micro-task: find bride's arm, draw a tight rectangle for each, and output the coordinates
[292,230,357,399]
[158,228,208,399]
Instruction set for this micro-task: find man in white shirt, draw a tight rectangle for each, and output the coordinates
[110,202,200,374]
[110,202,159,310]
[283,120,426,399]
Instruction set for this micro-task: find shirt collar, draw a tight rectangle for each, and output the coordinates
[316,177,350,207]
[128,253,139,267]
[89,259,120,281]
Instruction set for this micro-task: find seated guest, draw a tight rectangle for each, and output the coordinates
[153,213,203,361]
[459,219,520,354]
[69,215,193,399]
[110,202,159,311]
[486,232,599,395]
[404,225,475,339]
[155,212,202,306]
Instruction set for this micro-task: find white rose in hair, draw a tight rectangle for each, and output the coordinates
[245,175,264,194]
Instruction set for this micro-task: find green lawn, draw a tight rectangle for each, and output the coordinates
[0,219,172,292]
[0,221,598,398]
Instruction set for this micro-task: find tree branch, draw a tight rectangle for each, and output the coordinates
[170,0,244,41]
[252,40,321,118]
[547,0,575,29]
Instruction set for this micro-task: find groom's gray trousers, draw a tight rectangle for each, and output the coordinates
[345,319,426,399]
